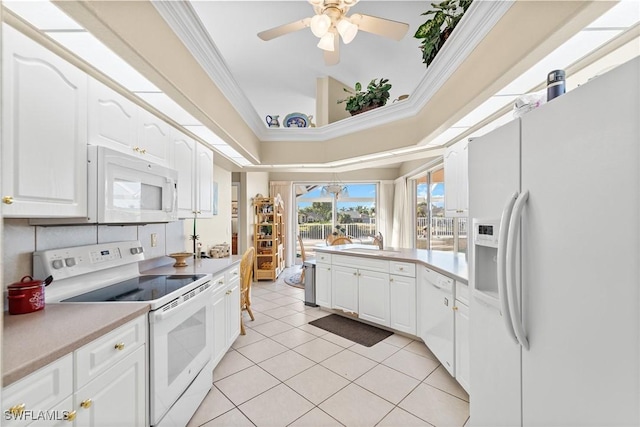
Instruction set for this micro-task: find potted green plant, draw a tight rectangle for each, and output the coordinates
[414,0,473,67]
[337,78,392,116]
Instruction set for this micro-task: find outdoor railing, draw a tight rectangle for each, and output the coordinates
[299,217,467,242]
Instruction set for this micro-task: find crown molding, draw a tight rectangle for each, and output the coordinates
[153,0,514,143]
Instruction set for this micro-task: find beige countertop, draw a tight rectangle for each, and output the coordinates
[3,302,149,387]
[315,245,468,284]
[2,256,251,386]
[142,256,242,276]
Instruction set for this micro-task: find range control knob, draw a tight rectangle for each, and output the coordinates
[52,259,64,269]
[130,247,144,255]
[65,258,77,267]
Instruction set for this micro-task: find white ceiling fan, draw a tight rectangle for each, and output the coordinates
[257,0,409,66]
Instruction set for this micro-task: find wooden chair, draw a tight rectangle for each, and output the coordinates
[240,247,255,335]
[329,236,352,246]
[297,235,307,284]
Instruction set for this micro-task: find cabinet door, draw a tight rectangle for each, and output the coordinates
[226,281,241,347]
[172,131,197,218]
[2,354,73,427]
[137,109,171,166]
[454,301,470,393]
[331,265,358,313]
[444,139,468,217]
[315,263,332,308]
[211,287,227,367]
[2,26,87,218]
[389,274,417,335]
[196,144,215,218]
[74,345,146,427]
[88,78,137,152]
[358,270,390,326]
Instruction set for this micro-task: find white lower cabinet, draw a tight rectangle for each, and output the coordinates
[454,300,470,393]
[315,261,332,308]
[74,345,146,427]
[331,265,359,313]
[211,266,241,367]
[358,270,390,326]
[389,274,417,335]
[2,316,147,427]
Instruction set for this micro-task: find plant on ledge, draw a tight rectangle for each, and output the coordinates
[414,0,473,68]
[337,78,392,116]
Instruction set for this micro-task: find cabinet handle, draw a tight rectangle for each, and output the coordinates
[133,146,140,153]
[399,267,404,271]
[80,399,92,409]
[8,403,25,416]
[217,280,224,285]
[226,290,232,295]
[2,196,14,205]
[453,306,459,311]
[353,272,357,276]
[66,410,77,421]
[140,148,147,154]
[114,342,125,351]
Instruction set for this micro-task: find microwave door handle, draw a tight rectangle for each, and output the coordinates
[165,178,177,212]
[506,190,530,350]
[498,192,519,344]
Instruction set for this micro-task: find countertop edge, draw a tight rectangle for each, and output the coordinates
[315,245,468,284]
[2,304,150,387]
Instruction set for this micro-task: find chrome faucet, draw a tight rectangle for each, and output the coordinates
[375,232,383,249]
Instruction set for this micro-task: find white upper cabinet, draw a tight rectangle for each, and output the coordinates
[196,143,215,218]
[172,130,197,218]
[88,78,138,152]
[172,130,214,219]
[137,109,172,167]
[444,139,469,217]
[2,25,88,218]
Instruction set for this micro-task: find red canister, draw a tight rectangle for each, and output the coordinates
[7,276,45,315]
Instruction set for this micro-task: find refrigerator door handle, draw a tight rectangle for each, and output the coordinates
[506,190,530,350]
[498,192,519,344]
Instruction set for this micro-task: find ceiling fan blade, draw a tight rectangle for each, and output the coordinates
[258,17,311,41]
[324,34,340,66]
[349,14,409,41]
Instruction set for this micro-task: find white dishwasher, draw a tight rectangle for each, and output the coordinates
[418,266,455,375]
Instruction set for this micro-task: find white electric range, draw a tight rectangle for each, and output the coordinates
[34,240,214,427]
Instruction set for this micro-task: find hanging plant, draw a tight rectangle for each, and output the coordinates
[414,0,473,67]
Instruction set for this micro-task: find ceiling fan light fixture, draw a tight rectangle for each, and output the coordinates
[336,18,358,44]
[317,31,335,51]
[310,14,331,38]
[308,0,323,4]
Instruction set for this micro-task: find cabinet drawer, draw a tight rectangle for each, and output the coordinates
[75,315,146,389]
[316,253,332,264]
[456,281,469,305]
[211,273,226,292]
[225,264,240,284]
[333,254,388,273]
[389,261,415,277]
[2,354,73,427]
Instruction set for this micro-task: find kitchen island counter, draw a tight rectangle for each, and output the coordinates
[3,302,149,386]
[315,245,468,284]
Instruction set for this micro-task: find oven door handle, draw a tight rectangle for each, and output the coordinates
[149,284,212,323]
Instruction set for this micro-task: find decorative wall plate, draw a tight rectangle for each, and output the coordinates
[283,112,309,128]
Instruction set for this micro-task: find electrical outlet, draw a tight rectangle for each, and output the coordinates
[151,233,158,247]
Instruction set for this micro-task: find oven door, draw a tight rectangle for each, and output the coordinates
[149,283,213,426]
[96,146,178,223]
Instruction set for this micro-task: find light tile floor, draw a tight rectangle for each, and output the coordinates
[188,269,469,427]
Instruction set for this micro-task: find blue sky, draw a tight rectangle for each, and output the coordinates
[297,184,376,209]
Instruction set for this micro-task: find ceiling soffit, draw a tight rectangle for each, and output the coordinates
[152,0,513,143]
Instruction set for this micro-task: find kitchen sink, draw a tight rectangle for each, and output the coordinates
[342,247,401,257]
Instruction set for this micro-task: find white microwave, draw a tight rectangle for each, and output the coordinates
[32,146,178,224]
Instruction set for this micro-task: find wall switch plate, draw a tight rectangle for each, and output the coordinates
[151,233,158,247]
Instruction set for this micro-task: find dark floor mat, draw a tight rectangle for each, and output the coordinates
[308,314,393,347]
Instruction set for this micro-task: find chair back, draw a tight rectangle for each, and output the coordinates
[330,236,352,246]
[240,247,255,295]
[297,235,306,263]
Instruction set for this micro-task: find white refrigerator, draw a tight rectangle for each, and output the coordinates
[468,57,639,427]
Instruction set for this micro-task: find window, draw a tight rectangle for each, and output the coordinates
[295,183,377,258]
[413,167,466,254]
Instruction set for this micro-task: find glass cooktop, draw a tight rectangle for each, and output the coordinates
[63,274,207,302]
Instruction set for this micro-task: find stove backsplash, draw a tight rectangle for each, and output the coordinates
[2,219,187,296]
